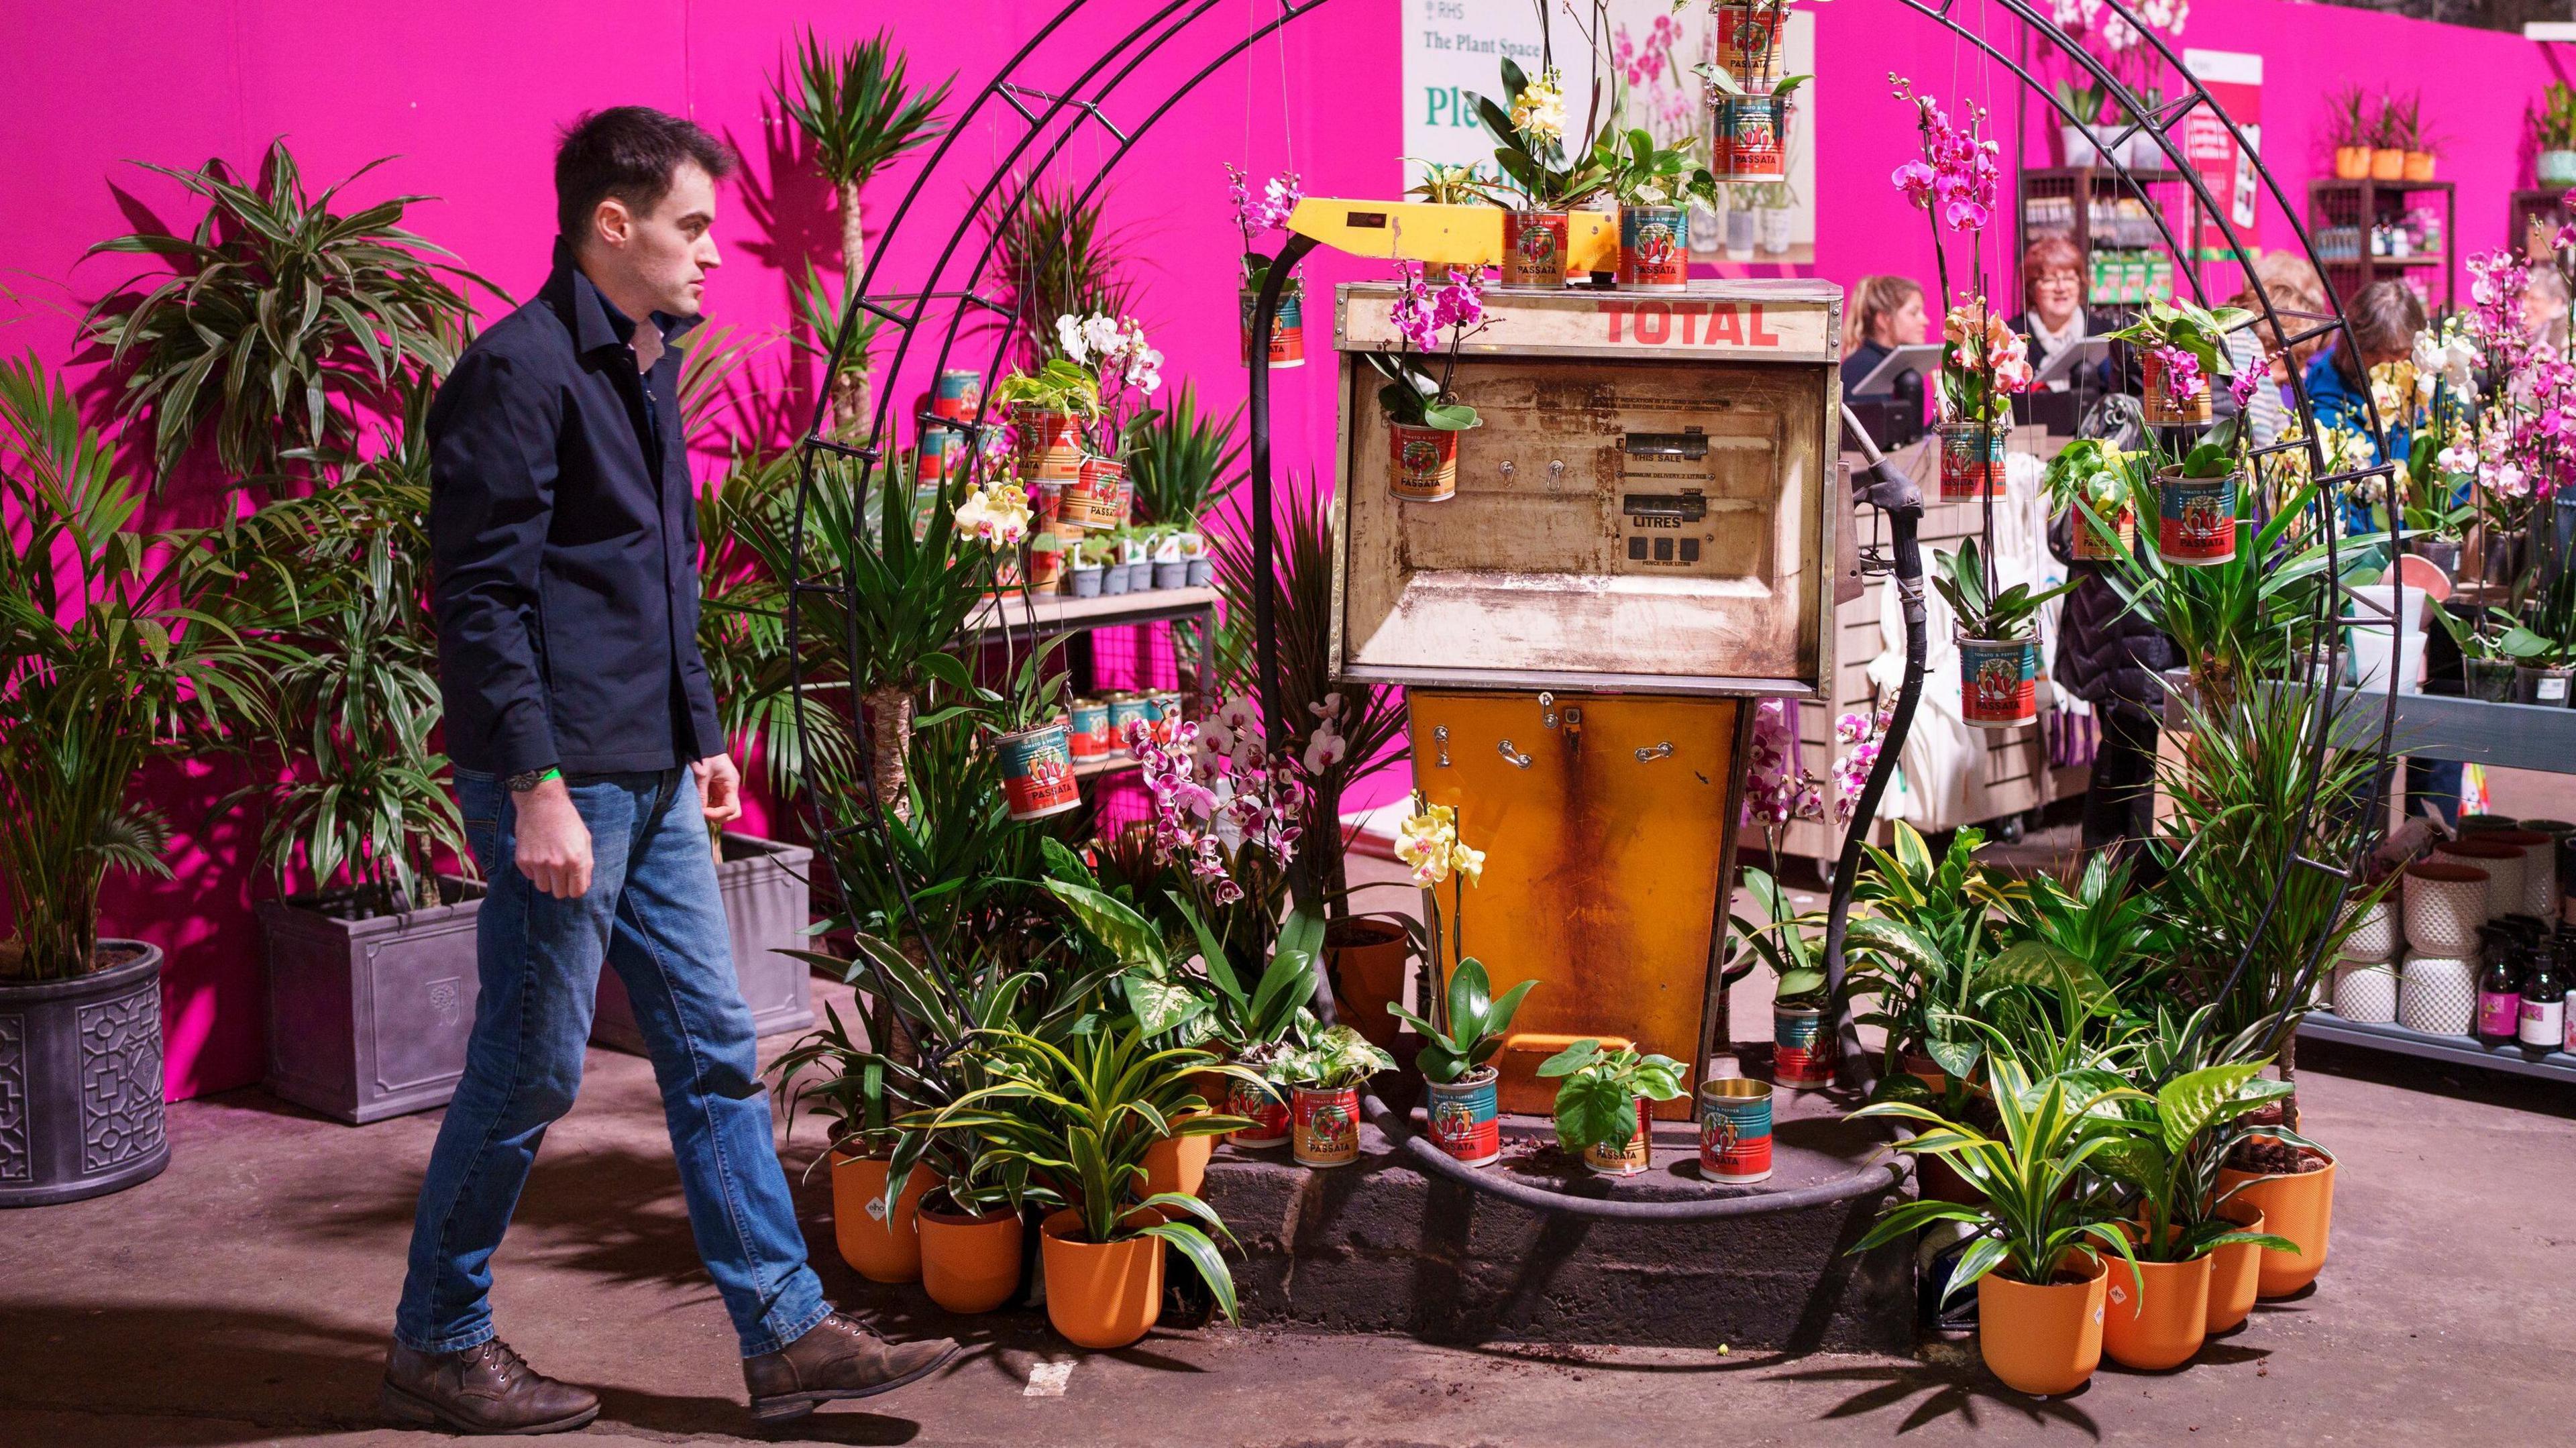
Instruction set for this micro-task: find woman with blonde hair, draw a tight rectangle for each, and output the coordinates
[1839,275,1928,422]
[2226,253,2328,447]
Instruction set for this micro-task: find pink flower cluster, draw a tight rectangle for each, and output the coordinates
[2149,344,2204,406]
[1128,702,1301,907]
[2466,241,2576,500]
[1744,698,1823,828]
[1226,164,1302,237]
[1389,260,1491,355]
[1614,13,1680,87]
[1830,710,1894,824]
[1890,82,2000,233]
[1946,302,2036,394]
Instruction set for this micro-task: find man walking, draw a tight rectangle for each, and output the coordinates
[386,106,954,1434]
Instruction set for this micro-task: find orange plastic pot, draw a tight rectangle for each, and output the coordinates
[916,1195,1025,1315]
[1040,1207,1165,1349]
[2204,1200,2267,1334]
[2369,148,2405,180]
[2218,1148,2337,1297]
[830,1152,932,1284]
[2101,1235,2210,1372]
[1326,916,1410,1052]
[1976,1254,2106,1396]
[1143,1116,1216,1197]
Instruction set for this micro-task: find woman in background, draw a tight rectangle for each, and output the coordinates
[1839,274,1928,398]
[2223,253,2329,449]
[2010,235,2118,393]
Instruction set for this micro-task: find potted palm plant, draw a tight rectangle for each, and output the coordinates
[0,355,281,1205]
[1933,537,2077,730]
[1538,1038,1689,1177]
[1472,56,1609,288]
[1387,958,1536,1167]
[1850,1055,2147,1396]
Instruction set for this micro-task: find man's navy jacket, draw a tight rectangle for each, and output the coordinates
[427,245,722,779]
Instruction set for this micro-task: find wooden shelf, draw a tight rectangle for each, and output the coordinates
[966,585,1218,639]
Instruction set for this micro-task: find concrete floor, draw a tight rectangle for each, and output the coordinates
[11,777,2576,1448]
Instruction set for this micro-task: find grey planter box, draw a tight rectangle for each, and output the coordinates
[591,832,816,1056]
[260,881,486,1125]
[0,941,171,1208]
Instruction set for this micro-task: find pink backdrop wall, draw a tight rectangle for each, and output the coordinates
[0,0,2563,1102]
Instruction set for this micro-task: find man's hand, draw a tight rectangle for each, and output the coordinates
[513,777,594,900]
[694,753,745,830]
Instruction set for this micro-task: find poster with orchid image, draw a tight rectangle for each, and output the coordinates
[1399,0,1819,268]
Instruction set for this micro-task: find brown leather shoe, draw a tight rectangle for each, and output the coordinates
[743,1313,958,1422]
[381,1338,601,1435]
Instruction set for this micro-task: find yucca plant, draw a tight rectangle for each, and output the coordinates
[1122,382,1244,527]
[82,139,490,485]
[1849,1054,2147,1306]
[776,27,950,437]
[0,354,285,979]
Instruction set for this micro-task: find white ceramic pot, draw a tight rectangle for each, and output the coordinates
[2125,130,2167,171]
[2332,960,2400,1024]
[1757,207,1794,255]
[2399,955,2478,1036]
[2402,861,2488,958]
[2340,899,2396,962]
[1688,201,1725,256]
[2060,124,2102,166]
[1724,207,1756,260]
[2487,830,2559,918]
[2345,584,2425,695]
[2436,844,2522,924]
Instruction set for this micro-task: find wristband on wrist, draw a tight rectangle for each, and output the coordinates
[505,766,562,794]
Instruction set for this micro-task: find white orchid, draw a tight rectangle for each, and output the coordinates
[1300,724,1348,776]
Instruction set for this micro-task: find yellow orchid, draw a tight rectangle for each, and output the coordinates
[1449,840,1485,885]
[1395,805,1458,886]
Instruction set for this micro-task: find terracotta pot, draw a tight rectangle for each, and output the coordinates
[2217,1149,2337,1297]
[1388,423,1460,502]
[917,1195,1025,1315]
[2402,150,2436,181]
[830,1152,932,1284]
[1291,1084,1363,1167]
[2204,1199,2267,1334]
[2101,1237,2210,1372]
[2369,148,2406,180]
[1977,1254,2107,1396]
[1917,1152,1982,1205]
[2333,146,2372,180]
[1040,1207,1165,1349]
[1900,1052,1949,1096]
[1326,916,1409,1052]
[1143,1115,1216,1197]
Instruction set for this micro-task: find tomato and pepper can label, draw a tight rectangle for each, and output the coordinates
[2157,467,2239,566]
[1105,693,1152,747]
[1936,422,2006,500]
[1713,3,1784,85]
[1580,1097,1654,1176]
[1619,205,1690,292]
[2070,504,2135,562]
[1957,635,2040,729]
[1291,1086,1362,1168]
[1717,97,1787,178]
[2140,352,2214,426]
[931,369,983,421]
[1697,1078,1775,1184]
[1772,1005,1835,1089]
[1501,209,1571,289]
[1426,1069,1502,1167]
[1066,456,1124,526]
[1228,1076,1290,1148]
[1013,405,1081,478]
[1068,699,1111,760]
[1240,282,1307,368]
[997,723,1082,820]
[1388,423,1460,502]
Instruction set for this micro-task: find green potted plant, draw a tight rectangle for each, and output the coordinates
[1472,54,1610,288]
[1849,1055,2147,1396]
[2045,438,2139,562]
[1227,164,1308,367]
[1387,958,1536,1167]
[2107,298,2253,427]
[2496,569,2576,707]
[1591,127,1717,292]
[1752,177,1799,256]
[2326,85,2373,179]
[1538,1038,1689,1177]
[1266,1024,1397,1168]
[1729,868,1837,1090]
[2151,414,2252,569]
[1700,69,1811,183]
[2368,91,2406,180]
[2428,600,2516,702]
[962,632,1081,820]
[989,357,1104,478]
[1361,262,1489,504]
[0,355,284,1203]
[1933,536,2078,730]
[2537,82,2576,188]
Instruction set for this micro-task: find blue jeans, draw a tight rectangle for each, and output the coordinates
[394,768,830,1358]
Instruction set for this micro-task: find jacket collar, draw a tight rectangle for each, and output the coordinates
[544,239,704,356]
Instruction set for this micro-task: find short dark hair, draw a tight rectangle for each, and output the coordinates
[554,106,735,241]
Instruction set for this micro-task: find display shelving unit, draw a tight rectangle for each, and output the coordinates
[968,584,1219,798]
[2306,178,2455,311]
[2303,689,2576,1083]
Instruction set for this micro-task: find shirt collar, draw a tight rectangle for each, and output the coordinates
[547,239,705,356]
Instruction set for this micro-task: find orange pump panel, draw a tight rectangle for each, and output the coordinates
[1407,691,1741,1120]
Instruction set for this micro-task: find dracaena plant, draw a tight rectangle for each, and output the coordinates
[82,138,490,485]
[1849,1054,2147,1306]
[1387,958,1536,1085]
[1538,1039,1688,1155]
[1932,536,2078,643]
[1266,1023,1397,1092]
[2109,471,2332,713]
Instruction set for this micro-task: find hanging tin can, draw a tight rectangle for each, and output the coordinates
[1425,1067,1502,1167]
[1240,277,1307,369]
[2156,465,2240,566]
[1772,1004,1835,1089]
[1697,1077,1775,1184]
[1066,455,1125,528]
[1712,1,1786,86]
[1227,1075,1290,1149]
[1012,404,1083,478]
[931,368,983,421]
[2069,500,2137,562]
[1501,209,1572,289]
[1935,420,2006,500]
[1958,634,2041,729]
[2139,350,2214,426]
[1618,205,1690,292]
[1715,96,1789,179]
[1067,698,1110,760]
[1291,1085,1362,1168]
[1579,1097,1654,1177]
[995,722,1081,820]
[918,425,967,486]
[1388,423,1460,502]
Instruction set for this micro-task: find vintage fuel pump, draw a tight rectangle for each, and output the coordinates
[1261,201,1845,1117]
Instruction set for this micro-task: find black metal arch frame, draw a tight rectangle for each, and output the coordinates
[777,0,2399,1219]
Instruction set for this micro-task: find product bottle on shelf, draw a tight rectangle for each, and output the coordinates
[2479,946,2524,1044]
[2521,942,2568,1050]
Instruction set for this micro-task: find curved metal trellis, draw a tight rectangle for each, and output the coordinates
[777,0,2401,1210]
